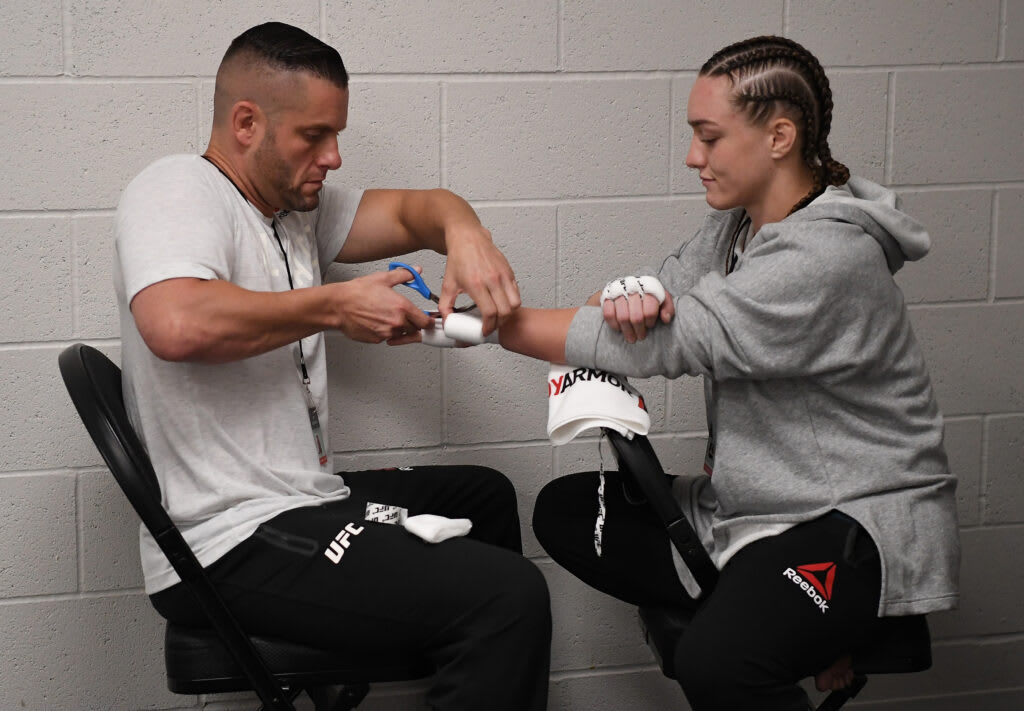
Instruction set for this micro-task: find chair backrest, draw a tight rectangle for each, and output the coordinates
[602,428,719,597]
[58,343,298,711]
[59,343,173,537]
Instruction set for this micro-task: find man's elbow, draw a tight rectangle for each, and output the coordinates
[137,310,208,362]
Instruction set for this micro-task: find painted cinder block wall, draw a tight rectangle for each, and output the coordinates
[1,1,1022,709]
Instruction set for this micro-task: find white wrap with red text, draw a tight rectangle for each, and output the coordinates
[546,364,650,445]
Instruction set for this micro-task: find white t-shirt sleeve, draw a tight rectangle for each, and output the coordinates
[313,183,365,274]
[115,156,236,304]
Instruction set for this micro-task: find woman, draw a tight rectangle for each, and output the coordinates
[494,36,960,710]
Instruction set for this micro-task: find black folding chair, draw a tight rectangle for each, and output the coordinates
[59,344,432,711]
[602,428,932,710]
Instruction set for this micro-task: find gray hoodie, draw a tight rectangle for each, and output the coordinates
[566,177,960,616]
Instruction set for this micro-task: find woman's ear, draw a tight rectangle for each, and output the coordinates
[768,117,800,159]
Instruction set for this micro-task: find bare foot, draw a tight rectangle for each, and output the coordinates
[815,653,854,691]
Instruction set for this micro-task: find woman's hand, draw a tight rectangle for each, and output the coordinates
[594,275,675,343]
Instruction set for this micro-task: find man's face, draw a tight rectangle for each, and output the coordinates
[253,75,348,213]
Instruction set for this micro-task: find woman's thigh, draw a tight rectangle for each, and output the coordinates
[533,470,693,608]
[675,513,882,707]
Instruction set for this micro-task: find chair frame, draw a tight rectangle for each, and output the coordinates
[59,343,430,711]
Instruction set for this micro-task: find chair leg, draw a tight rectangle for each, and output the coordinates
[307,683,370,711]
[814,674,867,711]
[255,686,302,711]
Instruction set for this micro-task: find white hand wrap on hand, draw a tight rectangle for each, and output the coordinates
[443,313,500,345]
[420,318,459,347]
[419,313,499,347]
[599,276,666,306]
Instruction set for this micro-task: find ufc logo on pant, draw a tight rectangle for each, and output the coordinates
[324,522,365,564]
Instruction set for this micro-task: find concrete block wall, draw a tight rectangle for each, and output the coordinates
[0,1,1020,709]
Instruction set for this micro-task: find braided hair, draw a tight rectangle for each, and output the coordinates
[700,36,850,214]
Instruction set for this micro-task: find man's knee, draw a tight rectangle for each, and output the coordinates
[500,556,551,626]
[466,553,551,649]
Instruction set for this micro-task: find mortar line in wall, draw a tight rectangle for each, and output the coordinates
[0,587,147,605]
[906,297,1024,310]
[549,662,663,681]
[554,204,562,307]
[979,413,992,525]
[782,0,791,35]
[556,0,564,70]
[333,430,712,459]
[69,217,79,336]
[3,62,1023,86]
[932,631,1024,646]
[0,468,81,479]
[999,0,1008,60]
[319,0,328,39]
[0,76,205,85]
[194,80,204,151]
[439,351,448,442]
[75,474,85,592]
[958,521,1024,533]
[988,191,1000,303]
[439,82,447,188]
[0,337,120,351]
[662,376,673,428]
[60,0,72,76]
[667,79,675,194]
[0,209,117,218]
[884,72,896,185]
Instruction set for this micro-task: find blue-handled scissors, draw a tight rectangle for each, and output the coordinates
[388,262,478,316]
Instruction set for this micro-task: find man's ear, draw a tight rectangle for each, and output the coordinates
[768,116,800,159]
[231,101,261,147]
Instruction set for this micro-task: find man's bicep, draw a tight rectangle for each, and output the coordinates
[130,277,207,329]
[333,189,417,263]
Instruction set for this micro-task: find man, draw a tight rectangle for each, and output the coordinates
[114,22,549,711]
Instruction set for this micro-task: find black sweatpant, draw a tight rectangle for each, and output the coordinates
[152,465,551,711]
[533,471,882,711]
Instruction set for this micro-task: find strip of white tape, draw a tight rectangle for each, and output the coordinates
[365,502,408,525]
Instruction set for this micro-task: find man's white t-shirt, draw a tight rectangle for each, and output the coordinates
[114,154,365,593]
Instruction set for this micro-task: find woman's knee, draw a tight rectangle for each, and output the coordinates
[532,472,592,546]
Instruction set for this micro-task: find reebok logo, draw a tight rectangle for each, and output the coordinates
[324,522,364,564]
[782,562,836,614]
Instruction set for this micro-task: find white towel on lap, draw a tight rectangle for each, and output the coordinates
[403,514,473,543]
[546,364,650,445]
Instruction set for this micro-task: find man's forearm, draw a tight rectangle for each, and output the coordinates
[132,278,347,364]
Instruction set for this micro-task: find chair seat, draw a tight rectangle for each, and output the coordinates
[638,605,931,681]
[165,623,434,694]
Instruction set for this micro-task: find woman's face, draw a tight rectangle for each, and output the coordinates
[685,75,777,213]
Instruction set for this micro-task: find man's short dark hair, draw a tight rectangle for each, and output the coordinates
[224,22,348,89]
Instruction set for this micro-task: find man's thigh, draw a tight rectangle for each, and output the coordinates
[342,464,523,551]
[211,498,539,652]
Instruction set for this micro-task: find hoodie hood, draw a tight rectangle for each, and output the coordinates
[791,176,931,274]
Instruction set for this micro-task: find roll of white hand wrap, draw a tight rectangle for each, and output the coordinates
[420,318,459,347]
[600,275,666,305]
[546,364,650,445]
[442,313,500,345]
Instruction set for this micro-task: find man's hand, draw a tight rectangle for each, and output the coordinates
[437,222,521,336]
[332,268,434,344]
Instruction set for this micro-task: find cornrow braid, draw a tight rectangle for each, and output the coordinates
[700,36,850,214]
